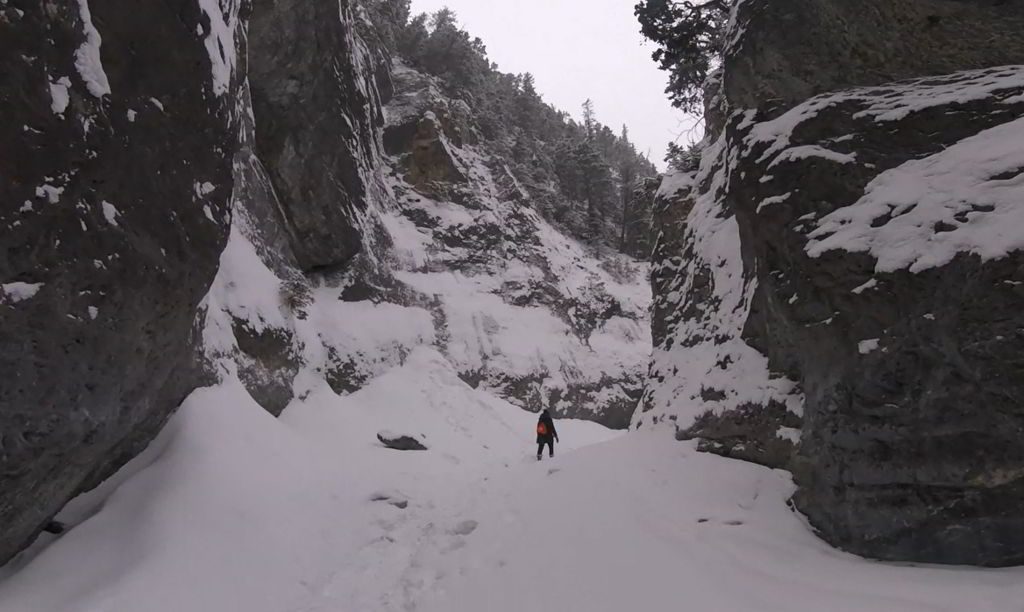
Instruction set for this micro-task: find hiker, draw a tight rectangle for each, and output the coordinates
[536,409,559,460]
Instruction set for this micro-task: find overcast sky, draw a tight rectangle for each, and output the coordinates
[408,0,699,170]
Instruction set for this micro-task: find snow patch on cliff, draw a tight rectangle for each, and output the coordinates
[74,0,111,98]
[807,116,1024,272]
[1,282,43,304]
[49,77,71,114]
[747,65,1024,162]
[196,0,241,96]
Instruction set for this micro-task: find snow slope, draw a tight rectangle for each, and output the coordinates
[2,349,1023,612]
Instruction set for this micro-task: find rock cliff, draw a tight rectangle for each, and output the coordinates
[0,0,244,565]
[0,0,651,565]
[641,0,1024,565]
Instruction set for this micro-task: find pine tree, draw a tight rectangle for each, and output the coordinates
[618,125,638,252]
[366,4,660,255]
[635,0,731,113]
[582,99,597,141]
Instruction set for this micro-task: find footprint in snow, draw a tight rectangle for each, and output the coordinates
[696,518,744,526]
[450,519,479,536]
[369,490,410,509]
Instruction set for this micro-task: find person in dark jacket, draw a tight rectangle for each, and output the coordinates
[536,409,559,460]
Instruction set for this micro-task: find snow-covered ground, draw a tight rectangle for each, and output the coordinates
[2,348,1024,611]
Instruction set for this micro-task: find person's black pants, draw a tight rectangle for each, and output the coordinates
[537,438,554,458]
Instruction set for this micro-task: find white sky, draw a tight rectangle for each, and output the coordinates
[408,0,700,170]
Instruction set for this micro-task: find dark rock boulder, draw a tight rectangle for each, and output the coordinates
[377,431,428,451]
[725,0,1024,113]
[247,0,392,273]
[0,0,242,564]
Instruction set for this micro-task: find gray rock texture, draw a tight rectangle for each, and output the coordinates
[225,82,305,416]
[0,0,241,565]
[642,1,1024,563]
[642,0,1024,565]
[215,0,396,412]
[635,161,803,469]
[725,0,1024,113]
[724,0,1024,112]
[377,63,652,429]
[731,68,1024,566]
[248,0,392,273]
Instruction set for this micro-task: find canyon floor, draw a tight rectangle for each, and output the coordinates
[1,348,1022,612]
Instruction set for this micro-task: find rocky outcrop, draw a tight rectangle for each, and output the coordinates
[635,142,804,468]
[247,0,392,273]
[737,67,1024,566]
[724,0,1024,112]
[208,0,399,414]
[0,0,243,565]
[643,0,1024,566]
[376,63,652,428]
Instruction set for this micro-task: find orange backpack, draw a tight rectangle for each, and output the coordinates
[537,422,548,436]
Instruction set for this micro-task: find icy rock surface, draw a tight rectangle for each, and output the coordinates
[208,53,651,430]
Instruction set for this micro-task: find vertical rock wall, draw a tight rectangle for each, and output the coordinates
[642,0,1024,565]
[0,0,244,564]
[247,0,392,273]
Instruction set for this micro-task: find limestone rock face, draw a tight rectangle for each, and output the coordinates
[247,0,392,273]
[733,67,1024,566]
[376,63,652,429]
[213,0,397,414]
[635,147,804,470]
[724,0,1024,112]
[0,0,243,565]
[642,49,1024,564]
[642,0,1024,565]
